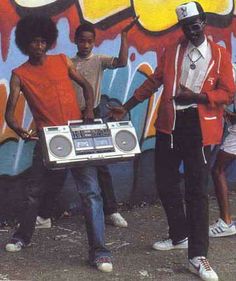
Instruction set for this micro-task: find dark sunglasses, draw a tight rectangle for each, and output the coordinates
[182,22,204,32]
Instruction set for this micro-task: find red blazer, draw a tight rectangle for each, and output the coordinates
[134,39,236,146]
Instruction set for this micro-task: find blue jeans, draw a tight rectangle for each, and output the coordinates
[70,166,111,262]
[13,142,111,263]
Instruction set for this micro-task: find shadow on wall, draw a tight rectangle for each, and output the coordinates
[0,170,29,225]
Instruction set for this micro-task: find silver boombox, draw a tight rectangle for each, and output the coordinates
[41,119,141,169]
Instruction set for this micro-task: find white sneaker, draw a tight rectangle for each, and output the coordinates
[152,237,188,251]
[35,216,52,229]
[209,218,236,237]
[105,213,128,228]
[5,239,30,252]
[189,256,218,281]
[95,257,113,273]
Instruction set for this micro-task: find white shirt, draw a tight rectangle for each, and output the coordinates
[176,37,212,110]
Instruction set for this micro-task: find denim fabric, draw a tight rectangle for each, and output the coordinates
[13,141,111,263]
[39,103,118,218]
[93,104,118,215]
[71,166,111,262]
[97,165,117,215]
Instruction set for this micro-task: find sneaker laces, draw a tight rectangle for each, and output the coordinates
[198,257,212,271]
[158,239,173,246]
[96,256,112,264]
[210,219,227,233]
[160,238,171,243]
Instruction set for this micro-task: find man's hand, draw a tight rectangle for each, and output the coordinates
[15,128,38,140]
[173,84,208,105]
[121,15,139,34]
[106,104,127,121]
[174,84,197,105]
[83,108,94,124]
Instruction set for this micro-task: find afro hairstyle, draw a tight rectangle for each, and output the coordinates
[74,22,96,43]
[15,16,58,55]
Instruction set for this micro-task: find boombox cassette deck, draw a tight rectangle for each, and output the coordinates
[41,119,141,169]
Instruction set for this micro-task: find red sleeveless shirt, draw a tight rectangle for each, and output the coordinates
[13,54,82,129]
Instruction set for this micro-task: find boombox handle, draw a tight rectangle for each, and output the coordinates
[68,119,103,126]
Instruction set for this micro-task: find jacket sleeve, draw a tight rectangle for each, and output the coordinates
[133,51,164,102]
[205,47,235,106]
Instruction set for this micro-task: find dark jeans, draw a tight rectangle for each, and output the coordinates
[155,108,211,259]
[13,142,111,263]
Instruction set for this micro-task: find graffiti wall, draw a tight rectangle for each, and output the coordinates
[1,0,236,207]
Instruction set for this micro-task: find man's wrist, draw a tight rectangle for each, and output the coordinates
[123,96,140,111]
[84,105,94,111]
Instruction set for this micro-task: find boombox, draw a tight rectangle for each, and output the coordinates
[40,119,141,169]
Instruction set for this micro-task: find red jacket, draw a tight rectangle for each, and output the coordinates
[134,39,235,146]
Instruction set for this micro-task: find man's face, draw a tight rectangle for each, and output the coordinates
[76,31,95,58]
[27,37,47,58]
[181,18,205,46]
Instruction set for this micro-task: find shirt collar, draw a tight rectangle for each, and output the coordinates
[187,37,208,59]
[76,52,94,61]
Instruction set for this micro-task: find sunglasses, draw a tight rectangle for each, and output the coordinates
[182,22,204,32]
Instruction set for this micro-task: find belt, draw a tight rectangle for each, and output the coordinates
[176,107,198,114]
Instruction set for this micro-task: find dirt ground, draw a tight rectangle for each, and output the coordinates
[1,193,236,281]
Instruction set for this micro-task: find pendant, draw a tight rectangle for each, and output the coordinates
[190,63,196,70]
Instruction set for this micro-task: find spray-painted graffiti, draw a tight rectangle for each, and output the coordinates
[1,0,236,182]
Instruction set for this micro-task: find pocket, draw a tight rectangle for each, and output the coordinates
[203,116,217,120]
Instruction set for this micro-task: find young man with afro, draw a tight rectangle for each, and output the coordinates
[5,16,113,273]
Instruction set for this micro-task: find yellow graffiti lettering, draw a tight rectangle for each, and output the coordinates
[133,0,233,32]
[77,0,131,23]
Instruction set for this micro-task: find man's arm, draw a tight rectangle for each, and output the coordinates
[67,57,94,120]
[112,16,139,68]
[108,46,164,121]
[108,70,162,121]
[5,73,34,139]
[174,84,209,105]
[204,48,235,106]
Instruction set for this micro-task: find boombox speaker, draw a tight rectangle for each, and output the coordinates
[40,119,141,169]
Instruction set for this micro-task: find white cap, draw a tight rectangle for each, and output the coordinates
[176,2,200,21]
